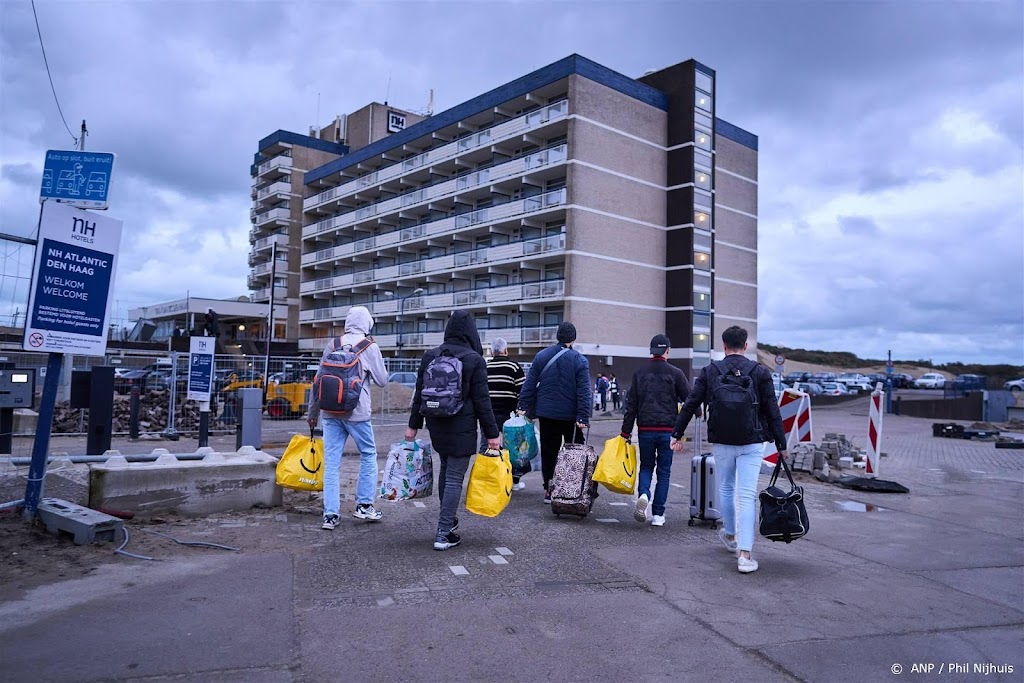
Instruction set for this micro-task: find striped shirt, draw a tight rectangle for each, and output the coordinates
[486,356,526,415]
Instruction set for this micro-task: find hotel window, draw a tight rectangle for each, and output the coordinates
[694,250,712,271]
[693,312,711,329]
[692,356,710,369]
[694,291,711,312]
[695,129,712,151]
[694,231,712,251]
[695,149,713,171]
[694,272,712,290]
[695,90,713,113]
[694,111,713,130]
[694,210,712,230]
[696,71,713,94]
[694,190,713,210]
[695,169,711,191]
[543,307,564,326]
[694,333,711,352]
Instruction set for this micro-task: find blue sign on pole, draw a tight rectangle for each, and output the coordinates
[187,337,215,402]
[40,149,116,210]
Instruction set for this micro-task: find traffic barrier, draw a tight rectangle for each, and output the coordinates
[866,387,884,477]
[764,388,813,464]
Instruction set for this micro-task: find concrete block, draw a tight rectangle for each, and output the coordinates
[89,449,282,516]
[37,498,123,545]
[839,456,854,468]
[13,408,38,434]
[813,451,826,470]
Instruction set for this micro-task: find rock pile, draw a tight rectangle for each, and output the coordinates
[51,391,204,434]
[786,433,875,483]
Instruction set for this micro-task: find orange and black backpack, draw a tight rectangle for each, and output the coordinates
[313,337,373,414]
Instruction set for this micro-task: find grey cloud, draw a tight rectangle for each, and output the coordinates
[837,215,879,237]
[1,163,36,185]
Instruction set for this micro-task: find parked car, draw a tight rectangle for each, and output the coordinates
[819,382,849,396]
[783,372,811,386]
[915,373,946,389]
[1004,378,1024,392]
[952,374,986,390]
[810,372,837,384]
[836,372,869,386]
[796,382,824,396]
[388,372,418,388]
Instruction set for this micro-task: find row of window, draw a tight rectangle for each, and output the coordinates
[370,308,564,337]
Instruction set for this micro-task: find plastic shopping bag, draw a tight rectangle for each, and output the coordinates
[379,440,434,500]
[502,414,539,477]
[592,436,638,495]
[465,449,514,517]
[276,430,324,491]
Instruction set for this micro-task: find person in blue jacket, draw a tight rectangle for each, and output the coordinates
[516,322,592,503]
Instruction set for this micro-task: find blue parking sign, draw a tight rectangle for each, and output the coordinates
[40,150,116,210]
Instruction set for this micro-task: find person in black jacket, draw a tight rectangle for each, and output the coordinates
[516,322,592,502]
[620,334,690,527]
[406,311,500,550]
[671,326,787,574]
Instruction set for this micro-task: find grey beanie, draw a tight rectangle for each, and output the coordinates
[556,322,577,344]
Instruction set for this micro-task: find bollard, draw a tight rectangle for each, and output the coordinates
[129,386,141,440]
[894,396,901,416]
[198,401,210,448]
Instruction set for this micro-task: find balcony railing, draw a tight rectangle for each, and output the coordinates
[302,143,567,238]
[300,233,565,294]
[253,232,290,252]
[258,155,292,176]
[256,180,291,201]
[298,279,564,323]
[298,325,559,352]
[255,207,291,226]
[251,285,289,301]
[303,99,568,212]
[301,188,566,268]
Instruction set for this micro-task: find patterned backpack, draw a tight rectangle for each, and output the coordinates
[419,348,471,417]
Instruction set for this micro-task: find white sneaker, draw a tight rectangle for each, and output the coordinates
[651,515,665,527]
[738,556,759,574]
[513,482,526,491]
[634,494,649,523]
[719,529,738,553]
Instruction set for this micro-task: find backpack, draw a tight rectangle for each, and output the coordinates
[419,347,472,417]
[313,337,373,414]
[705,361,760,445]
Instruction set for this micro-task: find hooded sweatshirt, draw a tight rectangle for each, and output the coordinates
[408,310,499,456]
[308,306,388,423]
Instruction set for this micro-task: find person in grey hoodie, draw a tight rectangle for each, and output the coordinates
[307,306,389,530]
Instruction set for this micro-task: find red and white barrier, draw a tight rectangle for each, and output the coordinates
[866,385,884,477]
[763,388,813,464]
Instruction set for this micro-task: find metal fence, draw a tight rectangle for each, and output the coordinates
[6,350,428,436]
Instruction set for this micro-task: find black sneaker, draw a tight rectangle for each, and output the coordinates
[433,531,461,551]
[450,517,459,533]
[321,514,340,530]
[544,490,552,505]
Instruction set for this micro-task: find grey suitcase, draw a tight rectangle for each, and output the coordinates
[688,417,722,526]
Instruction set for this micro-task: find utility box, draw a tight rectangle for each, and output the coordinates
[237,387,263,449]
[0,368,35,409]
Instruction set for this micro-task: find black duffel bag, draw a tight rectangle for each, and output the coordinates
[759,457,810,543]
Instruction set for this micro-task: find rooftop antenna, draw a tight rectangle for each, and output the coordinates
[316,92,320,126]
[428,89,434,116]
[384,72,391,106]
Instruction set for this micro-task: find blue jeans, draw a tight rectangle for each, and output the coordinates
[637,432,673,516]
[321,416,378,516]
[713,443,765,552]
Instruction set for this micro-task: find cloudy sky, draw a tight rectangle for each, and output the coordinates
[1,0,1022,364]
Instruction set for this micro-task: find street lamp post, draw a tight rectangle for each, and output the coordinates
[387,288,424,358]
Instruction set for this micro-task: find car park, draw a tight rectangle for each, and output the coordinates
[915,373,946,389]
[820,382,849,396]
[1004,378,1024,392]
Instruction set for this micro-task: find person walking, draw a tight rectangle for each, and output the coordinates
[307,306,389,530]
[620,335,690,527]
[406,311,500,551]
[671,326,788,573]
[483,338,526,490]
[610,374,621,411]
[516,322,592,503]
[596,374,609,412]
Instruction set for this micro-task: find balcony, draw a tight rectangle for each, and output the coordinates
[252,232,290,253]
[298,279,564,323]
[255,180,292,207]
[255,207,291,227]
[304,99,569,212]
[298,325,559,352]
[300,233,565,294]
[251,285,289,302]
[257,155,292,179]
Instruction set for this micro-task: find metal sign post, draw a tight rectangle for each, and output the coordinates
[188,337,215,447]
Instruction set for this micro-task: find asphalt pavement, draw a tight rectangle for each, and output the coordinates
[0,400,1022,682]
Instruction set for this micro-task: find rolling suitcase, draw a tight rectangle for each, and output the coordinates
[551,428,599,517]
[688,417,722,527]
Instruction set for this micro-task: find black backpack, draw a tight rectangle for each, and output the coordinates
[419,347,472,417]
[705,361,760,445]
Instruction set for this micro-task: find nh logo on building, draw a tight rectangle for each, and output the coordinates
[71,216,96,243]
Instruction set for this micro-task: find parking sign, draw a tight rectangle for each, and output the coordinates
[187,337,215,402]
[40,150,116,210]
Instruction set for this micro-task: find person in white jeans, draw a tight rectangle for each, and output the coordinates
[671,326,788,574]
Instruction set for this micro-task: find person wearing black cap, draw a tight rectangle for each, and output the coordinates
[516,321,592,502]
[620,334,690,526]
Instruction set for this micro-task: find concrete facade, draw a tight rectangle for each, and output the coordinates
[248,55,758,378]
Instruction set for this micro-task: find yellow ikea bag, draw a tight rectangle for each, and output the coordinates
[465,449,513,517]
[593,436,638,494]
[276,430,324,491]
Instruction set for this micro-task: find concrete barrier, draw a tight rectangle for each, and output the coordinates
[89,446,282,516]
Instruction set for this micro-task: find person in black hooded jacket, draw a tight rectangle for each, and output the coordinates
[406,310,500,550]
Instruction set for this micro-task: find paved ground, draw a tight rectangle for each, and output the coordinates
[1,399,1022,682]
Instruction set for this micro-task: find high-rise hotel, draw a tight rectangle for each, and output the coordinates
[249,55,758,378]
